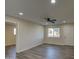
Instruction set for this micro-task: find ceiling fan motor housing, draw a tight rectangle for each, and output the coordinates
[47,18,56,23]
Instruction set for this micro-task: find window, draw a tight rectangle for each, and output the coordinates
[14,28,16,35]
[48,28,60,37]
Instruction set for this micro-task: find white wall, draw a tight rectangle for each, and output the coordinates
[5,16,44,53]
[61,24,74,46]
[44,24,74,46]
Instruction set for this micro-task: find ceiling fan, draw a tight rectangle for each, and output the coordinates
[45,17,56,23]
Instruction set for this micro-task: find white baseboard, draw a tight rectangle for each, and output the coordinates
[43,43,74,46]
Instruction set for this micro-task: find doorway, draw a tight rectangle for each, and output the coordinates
[5,22,16,59]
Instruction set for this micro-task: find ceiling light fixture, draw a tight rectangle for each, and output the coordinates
[18,12,23,15]
[51,0,56,4]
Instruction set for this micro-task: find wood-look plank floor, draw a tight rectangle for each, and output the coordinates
[5,45,16,59]
[17,44,74,59]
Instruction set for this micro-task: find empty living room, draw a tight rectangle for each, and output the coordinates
[5,0,74,59]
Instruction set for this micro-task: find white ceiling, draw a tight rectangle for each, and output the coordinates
[5,0,74,25]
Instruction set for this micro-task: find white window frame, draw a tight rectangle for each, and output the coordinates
[48,28,60,38]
